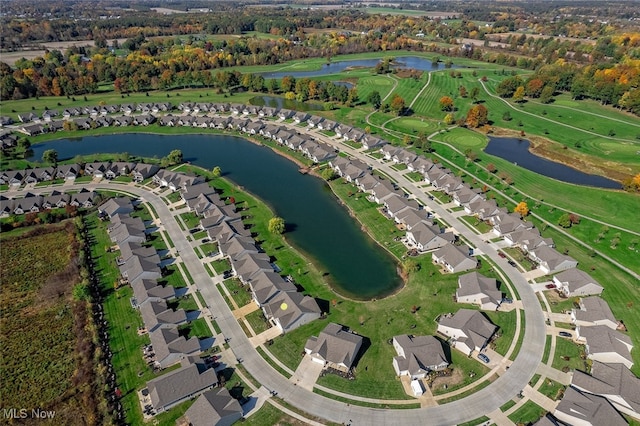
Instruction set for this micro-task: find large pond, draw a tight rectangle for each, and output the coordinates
[258,56,456,79]
[28,134,402,299]
[485,137,621,189]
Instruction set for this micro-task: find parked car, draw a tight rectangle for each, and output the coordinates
[559,331,572,338]
[477,353,490,363]
[201,238,210,243]
[508,260,517,267]
[545,283,556,289]
[502,297,513,304]
[498,252,506,258]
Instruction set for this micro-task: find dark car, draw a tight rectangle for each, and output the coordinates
[477,353,490,363]
[502,297,513,304]
[498,252,507,258]
[545,283,556,289]
[508,260,517,267]
[559,331,572,338]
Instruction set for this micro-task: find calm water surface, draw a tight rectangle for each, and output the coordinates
[485,137,621,189]
[259,56,456,79]
[29,134,401,299]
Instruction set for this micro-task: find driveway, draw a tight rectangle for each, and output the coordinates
[290,354,324,391]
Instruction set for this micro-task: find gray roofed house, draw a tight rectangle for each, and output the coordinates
[220,235,260,261]
[491,212,534,236]
[432,244,478,274]
[370,179,399,204]
[99,197,134,218]
[105,161,135,179]
[456,272,503,311]
[392,335,449,379]
[353,173,379,194]
[84,161,109,178]
[571,297,618,330]
[554,386,627,426]
[117,241,159,265]
[139,299,188,333]
[406,221,454,252]
[423,166,449,185]
[131,278,175,305]
[396,208,431,231]
[452,186,484,207]
[380,145,402,160]
[553,268,603,297]
[361,136,387,150]
[149,325,200,369]
[305,323,364,372]
[247,270,297,306]
[577,325,634,369]
[109,214,146,245]
[119,255,162,284]
[146,357,217,413]
[41,191,70,209]
[69,189,98,208]
[572,361,640,418]
[232,252,273,283]
[263,291,321,333]
[131,163,159,182]
[200,204,241,230]
[181,387,243,426]
[181,182,218,202]
[437,309,497,356]
[504,228,554,253]
[383,194,420,221]
[154,170,204,192]
[54,164,79,180]
[529,246,578,274]
[207,221,250,246]
[465,198,501,219]
[188,193,225,216]
[25,166,56,183]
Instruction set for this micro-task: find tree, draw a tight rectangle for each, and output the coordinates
[268,217,285,234]
[164,149,183,166]
[444,113,455,125]
[212,166,221,178]
[389,94,406,116]
[539,86,555,104]
[470,86,480,103]
[514,201,529,217]
[42,149,58,165]
[367,90,382,109]
[466,104,488,128]
[513,86,526,103]
[558,213,572,228]
[320,167,336,181]
[439,96,454,111]
[459,86,467,98]
[487,163,497,173]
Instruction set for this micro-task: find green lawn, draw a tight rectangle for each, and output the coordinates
[212,258,232,274]
[552,337,588,373]
[245,309,270,335]
[537,378,566,401]
[180,211,201,229]
[223,278,253,308]
[507,400,546,425]
[159,264,187,289]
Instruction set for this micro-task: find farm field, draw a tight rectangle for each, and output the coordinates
[0,222,108,424]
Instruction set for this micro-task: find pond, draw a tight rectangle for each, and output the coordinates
[28,134,402,299]
[484,137,621,189]
[258,56,456,79]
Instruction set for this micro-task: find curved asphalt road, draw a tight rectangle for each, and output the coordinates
[15,143,546,424]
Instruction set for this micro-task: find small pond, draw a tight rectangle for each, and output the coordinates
[258,56,456,79]
[485,137,621,189]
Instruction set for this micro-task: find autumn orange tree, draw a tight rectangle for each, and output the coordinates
[390,94,406,116]
[439,95,454,111]
[466,104,488,128]
[514,201,529,217]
